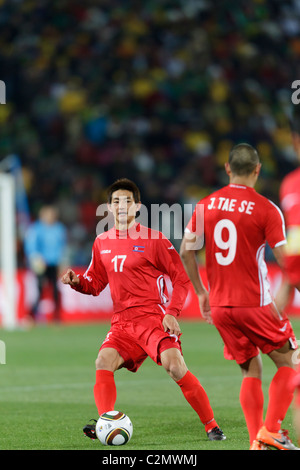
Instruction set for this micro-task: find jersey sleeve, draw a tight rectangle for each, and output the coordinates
[71,239,108,296]
[264,201,287,249]
[153,237,190,317]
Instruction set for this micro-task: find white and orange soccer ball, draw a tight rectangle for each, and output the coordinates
[95,411,133,446]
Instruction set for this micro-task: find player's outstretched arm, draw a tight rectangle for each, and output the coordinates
[61,268,80,287]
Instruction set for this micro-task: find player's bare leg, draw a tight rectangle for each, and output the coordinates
[161,348,226,441]
[95,347,125,372]
[160,347,188,381]
[240,354,263,379]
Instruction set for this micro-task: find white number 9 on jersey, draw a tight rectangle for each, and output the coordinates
[213,219,237,266]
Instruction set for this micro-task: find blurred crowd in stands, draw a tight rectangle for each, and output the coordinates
[1,0,300,265]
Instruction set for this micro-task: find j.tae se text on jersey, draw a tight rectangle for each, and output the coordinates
[207,197,255,215]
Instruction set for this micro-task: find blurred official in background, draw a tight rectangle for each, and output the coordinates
[24,205,67,323]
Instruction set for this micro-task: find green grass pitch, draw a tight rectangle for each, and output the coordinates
[0,319,299,451]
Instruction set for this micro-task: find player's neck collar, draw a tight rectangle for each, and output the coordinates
[114,222,140,238]
[229,183,254,190]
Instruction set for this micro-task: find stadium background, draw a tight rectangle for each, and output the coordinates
[1,0,300,323]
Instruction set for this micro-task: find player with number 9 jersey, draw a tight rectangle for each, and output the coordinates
[180,144,298,450]
[185,183,286,307]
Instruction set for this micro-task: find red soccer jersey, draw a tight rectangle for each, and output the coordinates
[72,223,190,318]
[186,184,286,307]
[280,167,300,228]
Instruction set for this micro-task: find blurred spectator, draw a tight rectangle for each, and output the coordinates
[0,0,300,262]
[24,205,67,322]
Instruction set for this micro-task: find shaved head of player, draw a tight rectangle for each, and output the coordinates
[226,143,261,183]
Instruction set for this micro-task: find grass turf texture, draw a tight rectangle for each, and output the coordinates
[0,319,299,451]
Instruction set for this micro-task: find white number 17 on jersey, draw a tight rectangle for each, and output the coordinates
[111,255,127,272]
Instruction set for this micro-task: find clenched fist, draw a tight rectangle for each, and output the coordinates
[61,268,80,287]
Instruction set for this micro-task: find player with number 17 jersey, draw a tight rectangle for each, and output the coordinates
[72,223,190,320]
[62,179,226,442]
[185,183,286,307]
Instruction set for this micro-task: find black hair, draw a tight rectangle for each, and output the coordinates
[107,178,141,203]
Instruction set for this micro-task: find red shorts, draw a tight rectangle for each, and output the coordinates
[211,303,297,365]
[99,309,182,372]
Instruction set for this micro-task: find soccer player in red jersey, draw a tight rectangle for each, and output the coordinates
[61,178,225,442]
[275,128,300,312]
[275,121,300,449]
[180,144,298,450]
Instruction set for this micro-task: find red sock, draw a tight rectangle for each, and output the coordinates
[177,371,217,432]
[265,366,297,433]
[239,377,264,444]
[93,370,117,416]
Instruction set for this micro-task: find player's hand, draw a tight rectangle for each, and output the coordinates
[163,314,181,337]
[198,291,213,324]
[61,268,80,286]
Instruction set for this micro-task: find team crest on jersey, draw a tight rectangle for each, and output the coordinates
[132,245,145,252]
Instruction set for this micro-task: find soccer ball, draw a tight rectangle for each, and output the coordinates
[95,411,133,446]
